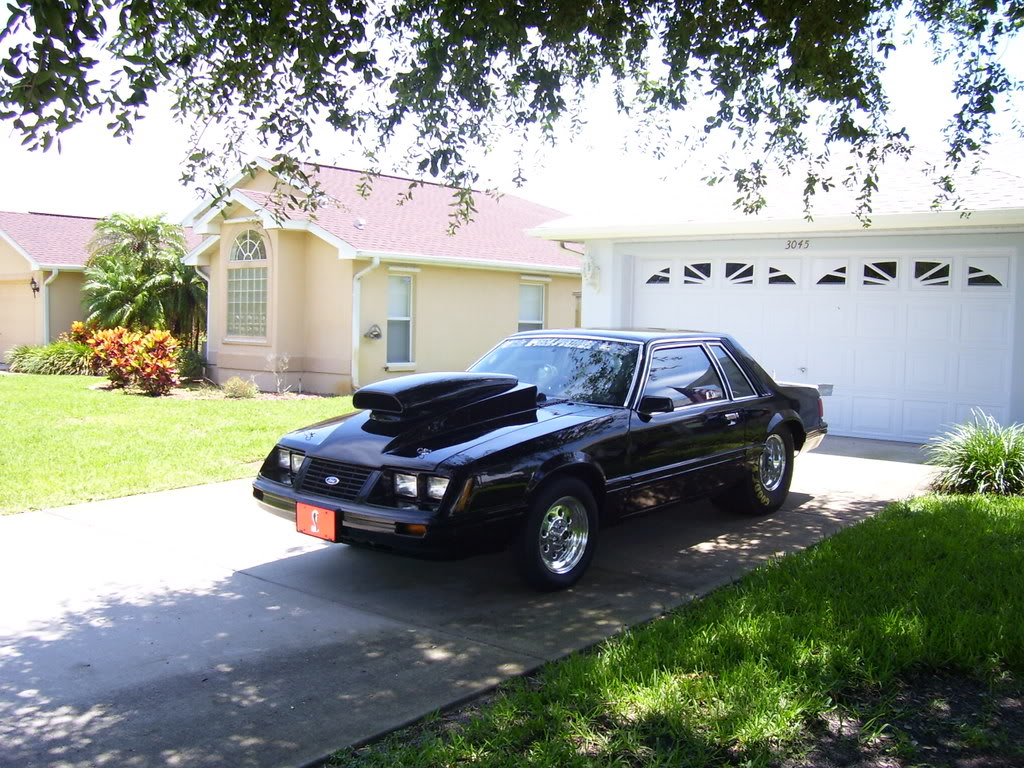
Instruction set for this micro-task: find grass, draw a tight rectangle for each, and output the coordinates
[0,373,353,514]
[331,495,1024,767]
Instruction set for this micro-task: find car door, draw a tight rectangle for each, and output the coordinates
[625,343,746,514]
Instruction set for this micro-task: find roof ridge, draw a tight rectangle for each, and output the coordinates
[300,162,513,200]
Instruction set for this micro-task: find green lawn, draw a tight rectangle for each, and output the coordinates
[332,495,1024,767]
[0,374,353,514]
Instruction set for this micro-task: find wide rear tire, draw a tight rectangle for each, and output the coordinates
[715,427,794,515]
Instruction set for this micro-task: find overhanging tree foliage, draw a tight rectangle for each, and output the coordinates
[2,0,1021,221]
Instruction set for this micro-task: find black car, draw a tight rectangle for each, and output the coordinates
[254,330,827,590]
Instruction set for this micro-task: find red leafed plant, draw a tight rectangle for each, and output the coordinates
[88,328,142,388]
[68,321,94,344]
[134,330,181,395]
[86,327,182,394]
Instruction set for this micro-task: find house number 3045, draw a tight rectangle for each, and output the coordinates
[785,239,810,250]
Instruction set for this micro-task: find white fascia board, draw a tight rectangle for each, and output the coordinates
[0,228,42,270]
[181,157,278,226]
[355,249,581,276]
[528,207,1024,242]
[228,190,358,259]
[37,264,85,271]
[183,236,220,266]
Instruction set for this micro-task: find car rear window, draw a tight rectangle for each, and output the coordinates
[709,344,756,398]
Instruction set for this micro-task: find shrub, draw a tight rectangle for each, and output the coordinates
[177,347,205,380]
[88,328,141,388]
[927,410,1024,496]
[222,376,259,399]
[134,330,181,395]
[7,341,94,375]
[87,327,182,394]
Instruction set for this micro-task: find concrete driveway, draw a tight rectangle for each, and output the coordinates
[0,436,934,768]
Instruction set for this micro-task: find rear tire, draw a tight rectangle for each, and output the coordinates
[715,427,794,515]
[516,477,599,591]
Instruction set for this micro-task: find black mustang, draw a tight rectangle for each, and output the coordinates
[254,330,827,590]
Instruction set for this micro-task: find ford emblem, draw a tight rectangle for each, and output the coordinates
[324,476,340,486]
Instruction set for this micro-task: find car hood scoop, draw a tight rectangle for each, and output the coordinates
[353,372,525,422]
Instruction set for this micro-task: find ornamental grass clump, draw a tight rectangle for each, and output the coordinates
[7,341,94,375]
[927,410,1024,496]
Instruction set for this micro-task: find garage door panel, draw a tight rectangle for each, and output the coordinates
[957,350,1007,398]
[954,403,1007,424]
[762,301,807,337]
[855,302,904,338]
[907,304,954,340]
[905,348,953,393]
[853,346,905,390]
[959,303,1010,345]
[807,345,851,386]
[821,394,850,434]
[812,300,853,336]
[902,400,953,441]
[851,396,898,436]
[676,297,723,333]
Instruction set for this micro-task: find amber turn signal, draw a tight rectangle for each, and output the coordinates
[397,523,428,537]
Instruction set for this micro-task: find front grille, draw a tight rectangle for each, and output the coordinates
[300,459,374,502]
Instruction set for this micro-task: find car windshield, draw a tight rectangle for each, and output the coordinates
[470,337,640,406]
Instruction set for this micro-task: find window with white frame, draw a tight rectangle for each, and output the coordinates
[226,230,268,338]
[518,283,545,332]
[387,274,413,363]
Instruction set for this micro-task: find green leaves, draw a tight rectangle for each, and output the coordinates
[2,0,1020,218]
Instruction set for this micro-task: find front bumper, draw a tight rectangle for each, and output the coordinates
[252,477,518,558]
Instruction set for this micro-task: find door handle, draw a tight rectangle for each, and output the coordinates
[725,412,740,420]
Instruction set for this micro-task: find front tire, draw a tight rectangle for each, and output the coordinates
[716,427,794,515]
[517,477,598,591]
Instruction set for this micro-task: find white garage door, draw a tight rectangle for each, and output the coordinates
[0,281,37,360]
[631,251,1015,441]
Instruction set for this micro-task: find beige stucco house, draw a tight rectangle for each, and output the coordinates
[0,211,95,360]
[184,161,582,393]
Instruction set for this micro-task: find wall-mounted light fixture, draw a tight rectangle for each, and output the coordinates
[363,323,382,340]
[30,277,39,297]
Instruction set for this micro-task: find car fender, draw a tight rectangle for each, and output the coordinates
[527,452,607,502]
[766,411,806,447]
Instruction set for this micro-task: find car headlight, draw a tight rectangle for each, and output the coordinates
[394,472,418,498]
[277,448,291,470]
[272,447,305,484]
[426,476,449,501]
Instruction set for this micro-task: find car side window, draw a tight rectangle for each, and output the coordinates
[643,346,725,407]
[709,344,756,398]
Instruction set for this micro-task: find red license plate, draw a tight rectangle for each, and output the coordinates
[296,503,338,541]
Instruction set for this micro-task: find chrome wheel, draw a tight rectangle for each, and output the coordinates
[759,433,787,492]
[538,496,589,574]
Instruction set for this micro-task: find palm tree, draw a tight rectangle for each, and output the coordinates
[83,214,207,348]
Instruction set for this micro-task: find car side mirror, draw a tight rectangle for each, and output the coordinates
[638,395,675,414]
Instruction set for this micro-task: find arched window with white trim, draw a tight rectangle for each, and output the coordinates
[226,230,268,338]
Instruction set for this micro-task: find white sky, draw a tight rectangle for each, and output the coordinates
[1,27,1021,223]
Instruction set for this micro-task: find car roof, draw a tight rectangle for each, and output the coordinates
[508,328,727,344]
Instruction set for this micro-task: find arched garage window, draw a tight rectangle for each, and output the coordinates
[227,230,268,338]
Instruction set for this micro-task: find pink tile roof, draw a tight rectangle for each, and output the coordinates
[239,165,579,271]
[0,211,202,269]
